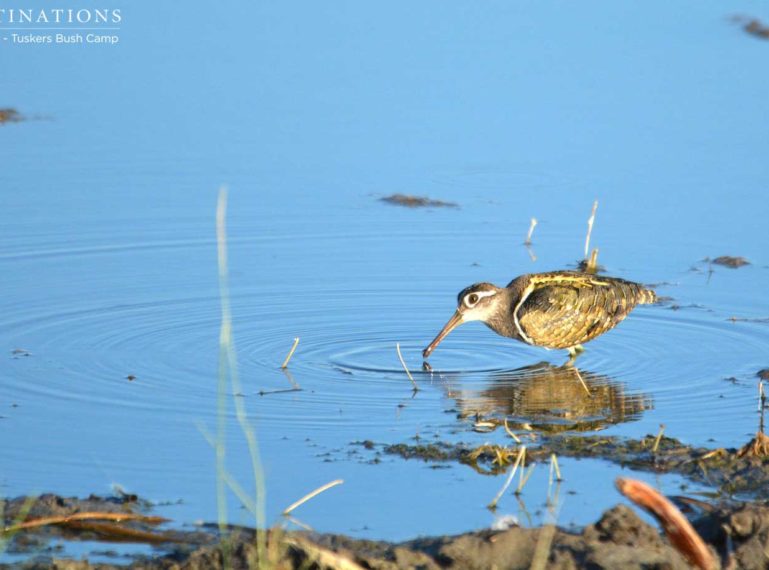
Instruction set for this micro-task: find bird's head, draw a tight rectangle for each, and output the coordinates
[422,282,504,358]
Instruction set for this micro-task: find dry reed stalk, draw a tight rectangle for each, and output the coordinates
[281,337,300,369]
[585,247,600,273]
[282,479,344,516]
[525,217,538,245]
[396,343,419,391]
[616,478,716,570]
[488,446,526,509]
[584,200,598,258]
[503,418,522,443]
[652,424,666,454]
[550,454,562,482]
[516,447,535,495]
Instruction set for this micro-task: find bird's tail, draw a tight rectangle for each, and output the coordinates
[638,287,657,305]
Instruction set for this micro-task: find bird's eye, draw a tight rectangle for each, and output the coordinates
[467,293,479,306]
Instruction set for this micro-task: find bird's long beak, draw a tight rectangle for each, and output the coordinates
[422,310,463,359]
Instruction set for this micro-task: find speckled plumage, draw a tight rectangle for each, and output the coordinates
[502,272,655,349]
[423,271,656,358]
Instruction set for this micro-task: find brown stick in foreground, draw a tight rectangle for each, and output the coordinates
[616,478,716,570]
[4,512,168,533]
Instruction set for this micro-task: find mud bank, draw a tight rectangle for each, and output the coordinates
[3,493,769,569]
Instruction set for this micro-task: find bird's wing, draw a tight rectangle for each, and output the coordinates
[514,274,646,349]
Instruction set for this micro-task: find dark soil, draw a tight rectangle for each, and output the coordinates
[379,194,458,208]
[4,493,769,569]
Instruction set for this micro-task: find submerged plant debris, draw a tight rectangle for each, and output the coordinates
[0,108,23,124]
[4,492,769,569]
[379,194,458,208]
[378,433,769,496]
[710,255,750,268]
[744,19,769,39]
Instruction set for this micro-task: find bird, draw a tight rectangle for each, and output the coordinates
[422,271,656,359]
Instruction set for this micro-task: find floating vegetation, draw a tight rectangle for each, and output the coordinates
[710,255,750,268]
[577,248,605,274]
[737,432,769,458]
[487,446,526,509]
[744,18,769,39]
[0,108,23,124]
[377,432,769,497]
[379,194,458,208]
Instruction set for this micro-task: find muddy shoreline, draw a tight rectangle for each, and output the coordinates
[3,432,769,569]
[2,494,769,569]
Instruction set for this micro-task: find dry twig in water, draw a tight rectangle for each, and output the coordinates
[585,247,600,274]
[652,424,666,454]
[616,477,716,570]
[524,217,538,245]
[516,447,535,494]
[549,453,562,483]
[281,337,300,369]
[283,479,344,516]
[503,418,522,443]
[488,446,526,509]
[396,343,419,391]
[584,200,598,259]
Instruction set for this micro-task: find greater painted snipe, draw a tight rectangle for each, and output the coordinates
[423,271,656,358]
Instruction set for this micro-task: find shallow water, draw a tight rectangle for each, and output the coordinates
[2,0,769,552]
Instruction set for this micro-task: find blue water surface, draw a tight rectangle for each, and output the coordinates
[2,0,768,553]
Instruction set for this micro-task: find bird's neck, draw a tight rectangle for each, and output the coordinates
[482,289,520,339]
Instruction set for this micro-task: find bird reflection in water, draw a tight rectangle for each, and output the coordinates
[432,361,653,434]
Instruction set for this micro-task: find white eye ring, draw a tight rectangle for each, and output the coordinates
[464,290,496,308]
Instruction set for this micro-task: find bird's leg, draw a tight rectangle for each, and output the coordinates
[563,349,591,396]
[566,344,585,359]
